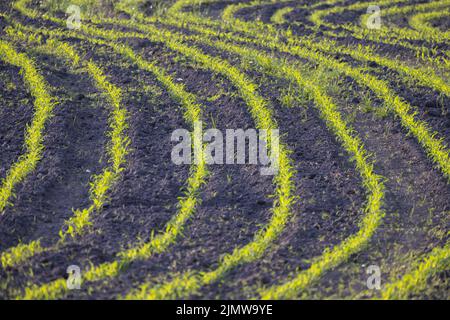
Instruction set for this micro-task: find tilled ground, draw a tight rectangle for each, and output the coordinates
[0,0,449,300]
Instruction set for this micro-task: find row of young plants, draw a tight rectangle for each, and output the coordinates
[59,0,384,300]
[166,0,450,299]
[380,244,450,299]
[270,5,293,24]
[0,25,130,268]
[8,0,448,298]
[5,20,210,299]
[136,0,450,181]
[0,39,56,267]
[408,9,450,42]
[134,0,448,297]
[12,0,298,300]
[0,40,56,214]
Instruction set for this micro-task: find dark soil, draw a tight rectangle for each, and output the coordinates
[0,48,107,251]
[0,0,448,300]
[187,46,366,299]
[431,16,450,32]
[67,37,277,299]
[0,62,34,183]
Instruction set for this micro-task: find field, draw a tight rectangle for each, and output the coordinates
[0,0,449,300]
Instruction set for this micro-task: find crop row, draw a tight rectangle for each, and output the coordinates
[2,22,211,299]
[114,0,450,299]
[10,0,298,300]
[0,26,130,268]
[0,39,55,267]
[3,0,449,299]
[0,40,55,215]
[165,0,450,299]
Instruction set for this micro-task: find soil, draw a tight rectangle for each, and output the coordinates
[0,0,448,300]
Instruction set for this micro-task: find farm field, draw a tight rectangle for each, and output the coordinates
[0,0,449,300]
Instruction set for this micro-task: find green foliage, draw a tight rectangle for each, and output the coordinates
[1,27,129,266]
[0,40,56,213]
[381,245,450,299]
[270,6,293,24]
[9,8,209,300]
[1,240,44,268]
[7,0,450,300]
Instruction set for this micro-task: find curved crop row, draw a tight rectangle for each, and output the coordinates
[161,1,450,181]
[5,21,210,299]
[10,6,297,300]
[270,6,293,24]
[100,1,384,301]
[409,10,450,42]
[309,0,450,67]
[380,245,450,299]
[187,32,385,300]
[62,0,446,296]
[0,40,56,214]
[1,25,130,267]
